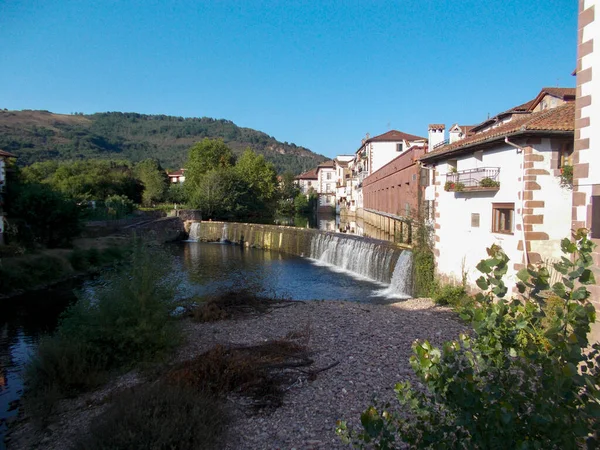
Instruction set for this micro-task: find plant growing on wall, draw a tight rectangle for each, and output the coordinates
[560,164,573,189]
[444,181,465,192]
[479,177,500,188]
[337,229,600,449]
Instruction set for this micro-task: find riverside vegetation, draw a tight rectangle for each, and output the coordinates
[337,229,600,449]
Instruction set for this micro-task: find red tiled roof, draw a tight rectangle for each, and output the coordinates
[295,168,318,180]
[421,102,574,162]
[368,130,426,143]
[167,169,185,177]
[317,160,335,169]
[0,149,17,158]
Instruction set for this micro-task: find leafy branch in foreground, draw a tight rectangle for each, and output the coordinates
[337,229,600,449]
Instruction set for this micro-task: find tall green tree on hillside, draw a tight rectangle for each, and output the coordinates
[134,159,168,206]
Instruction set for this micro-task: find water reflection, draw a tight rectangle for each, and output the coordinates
[276,213,398,244]
[175,242,394,302]
[0,285,76,448]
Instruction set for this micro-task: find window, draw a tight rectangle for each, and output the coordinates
[492,203,514,234]
[396,142,404,152]
[559,142,574,168]
[307,181,312,187]
[326,172,332,180]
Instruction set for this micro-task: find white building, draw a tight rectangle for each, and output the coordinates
[316,160,336,210]
[333,155,355,213]
[420,88,575,291]
[167,169,186,183]
[294,168,318,194]
[0,149,17,245]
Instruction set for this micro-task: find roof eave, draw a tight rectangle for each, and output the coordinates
[420,129,573,164]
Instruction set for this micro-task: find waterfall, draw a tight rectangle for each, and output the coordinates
[309,233,399,284]
[221,223,229,242]
[383,251,413,298]
[187,222,201,242]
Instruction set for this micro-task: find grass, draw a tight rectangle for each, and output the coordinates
[24,240,179,419]
[0,245,130,294]
[72,383,228,450]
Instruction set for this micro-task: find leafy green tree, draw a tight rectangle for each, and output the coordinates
[21,159,142,203]
[293,193,310,214]
[185,138,234,185]
[280,170,299,200]
[134,159,168,206]
[188,168,251,220]
[233,148,278,217]
[7,181,82,248]
[165,182,187,205]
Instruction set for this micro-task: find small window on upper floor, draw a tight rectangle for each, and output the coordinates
[326,172,332,180]
[396,142,404,152]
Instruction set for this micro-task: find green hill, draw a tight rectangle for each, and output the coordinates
[0,109,326,174]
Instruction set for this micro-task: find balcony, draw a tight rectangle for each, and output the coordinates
[445,167,500,192]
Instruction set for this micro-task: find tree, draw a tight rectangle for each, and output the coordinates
[7,181,82,248]
[233,148,278,217]
[184,139,235,194]
[188,168,251,220]
[280,170,300,201]
[134,159,168,206]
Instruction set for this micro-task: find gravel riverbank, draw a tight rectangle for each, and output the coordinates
[7,298,465,450]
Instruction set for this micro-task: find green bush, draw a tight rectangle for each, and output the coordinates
[25,240,179,415]
[479,177,500,188]
[338,230,600,449]
[432,284,469,306]
[72,384,228,450]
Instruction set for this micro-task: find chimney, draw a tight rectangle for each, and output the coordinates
[428,124,446,149]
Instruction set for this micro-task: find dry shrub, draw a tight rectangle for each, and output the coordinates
[73,383,227,450]
[192,288,290,322]
[165,339,312,410]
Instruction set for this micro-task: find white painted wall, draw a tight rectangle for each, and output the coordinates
[434,139,572,291]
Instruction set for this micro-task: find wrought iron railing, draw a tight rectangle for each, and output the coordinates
[446,167,500,189]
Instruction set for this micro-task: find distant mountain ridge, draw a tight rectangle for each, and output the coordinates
[0,109,327,174]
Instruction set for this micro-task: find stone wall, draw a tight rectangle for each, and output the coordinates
[188,221,404,258]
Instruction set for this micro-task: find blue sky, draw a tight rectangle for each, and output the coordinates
[0,1,577,159]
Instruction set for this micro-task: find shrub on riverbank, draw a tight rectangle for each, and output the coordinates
[25,240,179,417]
[0,245,129,294]
[73,384,228,450]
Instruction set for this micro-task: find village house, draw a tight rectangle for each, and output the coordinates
[0,149,17,245]
[316,160,336,211]
[574,0,599,333]
[167,169,186,183]
[294,168,318,194]
[333,155,355,214]
[420,87,576,291]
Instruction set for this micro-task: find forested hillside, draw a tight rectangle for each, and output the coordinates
[0,109,326,173]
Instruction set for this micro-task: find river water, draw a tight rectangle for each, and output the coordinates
[0,240,412,447]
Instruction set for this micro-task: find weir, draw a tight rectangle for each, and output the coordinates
[188,221,413,297]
